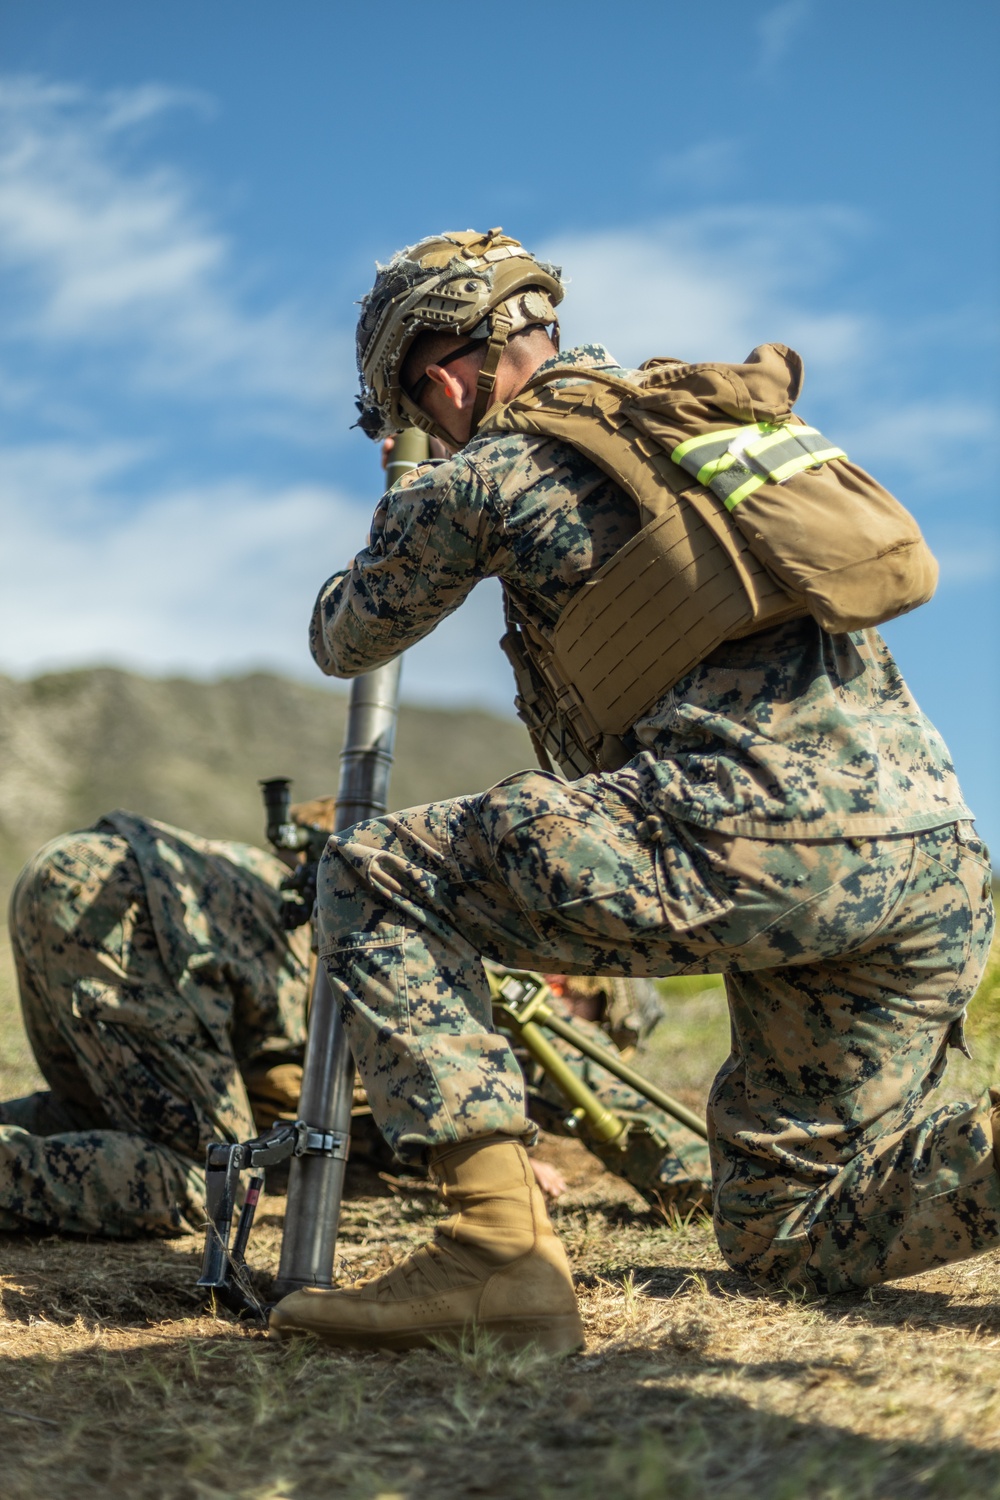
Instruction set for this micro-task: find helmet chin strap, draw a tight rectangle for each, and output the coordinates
[399,312,561,451]
[469,310,562,436]
[469,312,514,434]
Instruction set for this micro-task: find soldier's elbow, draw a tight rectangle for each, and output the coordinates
[311,642,359,680]
[311,633,389,680]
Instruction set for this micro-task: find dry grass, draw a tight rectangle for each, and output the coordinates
[1,927,1000,1499]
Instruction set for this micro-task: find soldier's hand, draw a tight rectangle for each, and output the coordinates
[530,1158,568,1200]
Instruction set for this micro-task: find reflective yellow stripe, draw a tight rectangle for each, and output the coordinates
[696,450,739,488]
[743,425,804,459]
[724,473,768,508]
[765,443,845,484]
[672,423,770,465]
[671,420,846,509]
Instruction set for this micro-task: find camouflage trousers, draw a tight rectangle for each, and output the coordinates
[317,767,998,1294]
[1,833,274,1237]
[0,815,709,1239]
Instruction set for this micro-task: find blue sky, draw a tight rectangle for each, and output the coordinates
[0,1,997,841]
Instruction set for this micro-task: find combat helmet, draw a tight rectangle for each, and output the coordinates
[355,228,564,443]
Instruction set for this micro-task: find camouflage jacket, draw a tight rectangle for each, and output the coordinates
[311,345,971,839]
[99,811,310,1060]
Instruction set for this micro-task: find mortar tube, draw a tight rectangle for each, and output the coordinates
[273,429,429,1298]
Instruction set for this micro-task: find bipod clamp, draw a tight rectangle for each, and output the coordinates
[196,1118,350,1322]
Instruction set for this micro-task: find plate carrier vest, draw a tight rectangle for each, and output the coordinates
[479,344,938,779]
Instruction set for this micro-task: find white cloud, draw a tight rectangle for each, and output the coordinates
[0,75,341,409]
[0,79,993,713]
[102,83,215,133]
[757,1,814,73]
[0,440,516,708]
[932,541,1000,585]
[653,140,741,193]
[0,445,367,677]
[0,73,520,710]
[541,210,868,380]
[540,212,999,519]
[842,399,996,493]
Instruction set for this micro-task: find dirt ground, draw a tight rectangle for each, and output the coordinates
[2,931,1000,1500]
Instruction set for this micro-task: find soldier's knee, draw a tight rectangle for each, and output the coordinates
[714,1211,818,1294]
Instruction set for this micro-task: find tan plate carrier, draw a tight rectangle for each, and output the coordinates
[481,344,937,777]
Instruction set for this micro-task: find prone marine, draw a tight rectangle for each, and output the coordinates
[0,808,708,1235]
[262,227,996,1354]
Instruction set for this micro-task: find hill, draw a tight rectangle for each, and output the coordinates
[0,667,534,904]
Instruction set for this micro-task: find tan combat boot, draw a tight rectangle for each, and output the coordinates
[268,1136,584,1354]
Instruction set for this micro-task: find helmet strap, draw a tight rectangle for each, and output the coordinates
[398,391,464,452]
[470,312,513,433]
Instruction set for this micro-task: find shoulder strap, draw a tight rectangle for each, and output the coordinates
[479,365,691,525]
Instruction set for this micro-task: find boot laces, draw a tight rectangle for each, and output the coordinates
[362,1236,487,1303]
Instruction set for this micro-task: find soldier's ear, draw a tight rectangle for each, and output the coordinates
[425,362,474,412]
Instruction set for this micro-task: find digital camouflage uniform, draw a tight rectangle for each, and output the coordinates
[1,808,705,1235]
[311,344,998,1296]
[1,812,309,1236]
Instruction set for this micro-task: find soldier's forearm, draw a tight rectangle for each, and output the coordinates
[309,573,396,678]
[310,564,472,677]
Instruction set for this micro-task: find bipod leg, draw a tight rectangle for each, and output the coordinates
[231,1174,264,1268]
[531,1008,707,1140]
[196,1125,300,1321]
[488,968,629,1145]
[196,1141,244,1294]
[487,965,707,1141]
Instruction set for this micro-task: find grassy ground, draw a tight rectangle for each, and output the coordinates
[1,928,1000,1499]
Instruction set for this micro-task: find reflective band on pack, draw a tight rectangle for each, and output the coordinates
[672,422,846,510]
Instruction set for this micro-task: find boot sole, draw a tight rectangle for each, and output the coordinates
[271,1310,584,1356]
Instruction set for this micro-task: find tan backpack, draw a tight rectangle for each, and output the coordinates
[482,343,938,742]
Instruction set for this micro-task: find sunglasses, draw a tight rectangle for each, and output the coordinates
[406,339,485,405]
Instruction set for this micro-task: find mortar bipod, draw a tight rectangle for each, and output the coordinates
[195,1119,349,1321]
[484,964,709,1145]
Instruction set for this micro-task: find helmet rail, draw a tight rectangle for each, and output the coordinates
[355,228,563,445]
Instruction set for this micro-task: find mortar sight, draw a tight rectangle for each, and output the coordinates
[259,776,311,853]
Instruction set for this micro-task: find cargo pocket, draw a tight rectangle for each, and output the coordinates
[734,834,982,1118]
[489,780,732,944]
[650,815,734,933]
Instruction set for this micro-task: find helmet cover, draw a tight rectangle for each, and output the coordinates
[355,228,563,442]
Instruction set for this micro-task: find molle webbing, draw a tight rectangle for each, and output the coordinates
[500,589,614,779]
[551,500,797,737]
[483,371,802,740]
[482,346,937,747]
